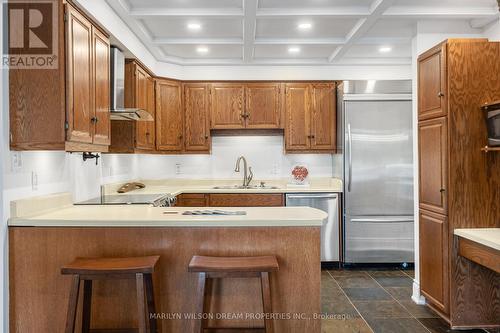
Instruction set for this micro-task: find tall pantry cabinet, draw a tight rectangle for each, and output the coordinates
[417,39,500,328]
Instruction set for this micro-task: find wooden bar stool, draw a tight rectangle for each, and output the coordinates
[61,256,160,333]
[188,255,279,333]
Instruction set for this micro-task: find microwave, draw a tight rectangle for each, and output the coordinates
[482,102,500,146]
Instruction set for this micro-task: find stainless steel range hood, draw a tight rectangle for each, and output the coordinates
[110,47,153,121]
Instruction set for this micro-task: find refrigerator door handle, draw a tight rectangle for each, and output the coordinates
[347,123,352,192]
[350,217,414,223]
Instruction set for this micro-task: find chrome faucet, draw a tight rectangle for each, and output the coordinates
[234,156,253,188]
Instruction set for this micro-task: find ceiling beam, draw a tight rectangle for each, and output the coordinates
[382,6,498,19]
[152,38,244,45]
[470,15,500,29]
[128,8,244,17]
[254,38,345,45]
[256,7,369,17]
[328,0,396,63]
[243,0,257,63]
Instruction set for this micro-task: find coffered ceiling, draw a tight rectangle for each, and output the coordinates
[105,0,499,66]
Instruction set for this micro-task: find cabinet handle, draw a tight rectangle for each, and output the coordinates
[438,92,444,97]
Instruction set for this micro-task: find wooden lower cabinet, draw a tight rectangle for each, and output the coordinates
[419,209,449,315]
[175,193,284,207]
[209,194,284,207]
[175,194,209,207]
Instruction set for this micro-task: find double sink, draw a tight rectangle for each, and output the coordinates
[212,184,280,190]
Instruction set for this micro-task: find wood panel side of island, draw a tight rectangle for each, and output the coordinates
[9,226,321,333]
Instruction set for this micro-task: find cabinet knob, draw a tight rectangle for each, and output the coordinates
[179,135,183,139]
[205,135,209,139]
[146,132,150,136]
[440,188,446,193]
[438,92,444,97]
[91,117,98,123]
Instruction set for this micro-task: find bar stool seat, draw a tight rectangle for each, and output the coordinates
[189,255,279,333]
[62,255,160,333]
[188,255,279,273]
[61,256,159,275]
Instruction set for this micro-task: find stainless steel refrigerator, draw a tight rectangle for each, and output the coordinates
[339,80,414,264]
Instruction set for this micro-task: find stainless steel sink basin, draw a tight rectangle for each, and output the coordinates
[212,185,280,190]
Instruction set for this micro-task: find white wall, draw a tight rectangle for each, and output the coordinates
[139,136,336,180]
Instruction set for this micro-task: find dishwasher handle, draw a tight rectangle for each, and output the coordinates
[286,193,338,200]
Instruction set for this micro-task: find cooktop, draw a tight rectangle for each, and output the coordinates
[75,194,173,206]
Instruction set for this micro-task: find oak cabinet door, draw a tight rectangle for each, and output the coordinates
[145,76,156,148]
[92,27,110,145]
[418,43,447,120]
[208,194,284,207]
[134,66,153,150]
[310,83,336,150]
[245,83,281,129]
[419,209,449,314]
[66,4,93,144]
[210,83,245,129]
[155,79,183,151]
[418,117,448,215]
[285,83,311,151]
[184,83,210,152]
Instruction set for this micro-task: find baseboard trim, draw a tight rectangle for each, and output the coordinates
[412,280,426,305]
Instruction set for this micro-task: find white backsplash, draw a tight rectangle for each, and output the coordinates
[138,136,339,180]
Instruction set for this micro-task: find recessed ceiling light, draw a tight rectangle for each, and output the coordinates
[379,46,392,53]
[197,46,209,54]
[188,23,201,30]
[288,47,301,54]
[298,22,312,30]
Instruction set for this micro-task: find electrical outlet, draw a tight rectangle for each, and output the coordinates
[31,171,38,191]
[175,163,182,175]
[11,152,22,172]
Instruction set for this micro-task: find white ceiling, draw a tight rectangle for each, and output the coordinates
[106,0,499,66]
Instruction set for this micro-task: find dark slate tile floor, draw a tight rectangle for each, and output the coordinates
[321,268,493,333]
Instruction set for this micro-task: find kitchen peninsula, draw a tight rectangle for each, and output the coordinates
[8,193,326,333]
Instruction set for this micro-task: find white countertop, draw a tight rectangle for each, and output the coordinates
[8,194,327,227]
[103,178,343,196]
[454,228,500,251]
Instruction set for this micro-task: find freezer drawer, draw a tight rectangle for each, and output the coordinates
[344,215,414,263]
[285,193,339,261]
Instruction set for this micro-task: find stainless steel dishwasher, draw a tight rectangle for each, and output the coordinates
[285,193,340,262]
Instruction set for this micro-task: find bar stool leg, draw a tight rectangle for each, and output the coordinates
[81,280,93,333]
[145,274,158,333]
[136,273,147,333]
[194,272,207,333]
[260,272,274,333]
[65,275,81,333]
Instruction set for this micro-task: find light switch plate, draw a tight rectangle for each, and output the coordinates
[11,152,22,172]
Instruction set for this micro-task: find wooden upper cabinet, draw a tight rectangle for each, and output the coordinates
[285,84,311,151]
[155,79,183,152]
[245,83,282,129]
[311,83,336,150]
[210,83,245,129]
[418,43,447,120]
[92,27,111,146]
[133,65,154,150]
[66,5,94,144]
[419,209,449,314]
[184,83,210,153]
[418,117,448,215]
